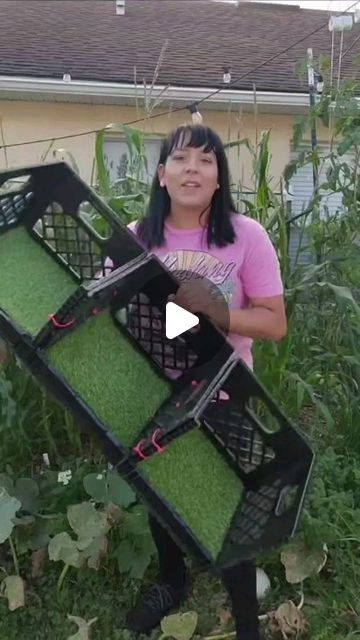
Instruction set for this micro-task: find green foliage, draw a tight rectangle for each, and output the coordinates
[281,541,327,584]
[0,488,21,543]
[67,615,98,640]
[92,123,157,227]
[160,611,198,640]
[0,451,155,602]
[243,79,360,452]
[83,472,136,508]
[1,575,25,611]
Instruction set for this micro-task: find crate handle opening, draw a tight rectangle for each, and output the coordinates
[78,201,113,241]
[247,397,281,434]
[0,175,32,195]
[274,484,298,516]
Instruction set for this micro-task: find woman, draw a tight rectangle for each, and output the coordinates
[125,124,286,640]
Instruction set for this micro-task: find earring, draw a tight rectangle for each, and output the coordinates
[160,182,165,187]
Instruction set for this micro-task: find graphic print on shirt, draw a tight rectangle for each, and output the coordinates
[161,250,237,305]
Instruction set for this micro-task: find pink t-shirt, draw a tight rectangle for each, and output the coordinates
[126,213,283,370]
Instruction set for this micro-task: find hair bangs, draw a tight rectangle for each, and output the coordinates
[168,125,218,155]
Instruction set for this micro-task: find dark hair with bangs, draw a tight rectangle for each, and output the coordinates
[136,125,237,249]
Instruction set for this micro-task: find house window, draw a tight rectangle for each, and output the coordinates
[103,137,162,185]
[289,144,349,221]
[287,144,354,268]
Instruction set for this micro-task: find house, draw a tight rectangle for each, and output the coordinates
[0,0,359,216]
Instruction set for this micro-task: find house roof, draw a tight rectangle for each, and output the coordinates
[0,0,359,94]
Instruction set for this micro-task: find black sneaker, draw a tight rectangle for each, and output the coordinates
[125,582,187,635]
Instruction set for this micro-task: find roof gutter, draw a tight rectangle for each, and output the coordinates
[0,75,310,114]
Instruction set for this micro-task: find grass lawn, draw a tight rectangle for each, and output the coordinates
[48,309,171,447]
[0,563,232,640]
[0,227,78,336]
[0,540,357,640]
[142,428,243,559]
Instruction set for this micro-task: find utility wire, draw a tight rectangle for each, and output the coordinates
[340,31,360,60]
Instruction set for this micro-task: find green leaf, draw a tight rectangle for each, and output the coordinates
[223,138,250,151]
[83,473,135,508]
[1,576,25,611]
[0,488,21,543]
[28,516,58,551]
[15,516,49,554]
[292,117,307,149]
[116,535,153,579]
[131,130,143,155]
[95,129,110,197]
[107,474,136,508]
[131,535,155,579]
[14,478,39,512]
[116,539,137,574]
[108,194,143,216]
[344,355,360,367]
[83,474,108,503]
[67,615,97,640]
[122,505,149,536]
[281,541,328,584]
[129,551,153,581]
[296,380,305,412]
[160,612,198,640]
[48,532,83,568]
[325,283,360,317]
[0,473,14,495]
[67,502,110,539]
[337,137,354,156]
[314,399,335,429]
[288,373,334,428]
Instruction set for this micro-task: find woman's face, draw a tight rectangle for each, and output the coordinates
[158,145,219,210]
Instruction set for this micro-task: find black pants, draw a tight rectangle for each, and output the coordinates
[149,515,260,640]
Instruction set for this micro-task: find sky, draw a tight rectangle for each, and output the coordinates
[257,0,357,9]
[227,0,359,10]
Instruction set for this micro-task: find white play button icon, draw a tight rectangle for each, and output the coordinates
[165,302,199,340]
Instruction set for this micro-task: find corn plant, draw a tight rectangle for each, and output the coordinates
[252,80,360,448]
[93,123,160,228]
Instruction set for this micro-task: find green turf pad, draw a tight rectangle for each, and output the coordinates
[0,227,78,335]
[48,310,171,446]
[142,429,243,559]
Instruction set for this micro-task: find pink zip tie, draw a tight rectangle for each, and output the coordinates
[191,380,198,389]
[151,429,165,454]
[48,314,75,330]
[133,439,149,461]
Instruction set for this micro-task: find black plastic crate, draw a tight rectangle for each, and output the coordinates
[129,361,314,569]
[0,163,315,570]
[0,162,145,341]
[32,259,314,568]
